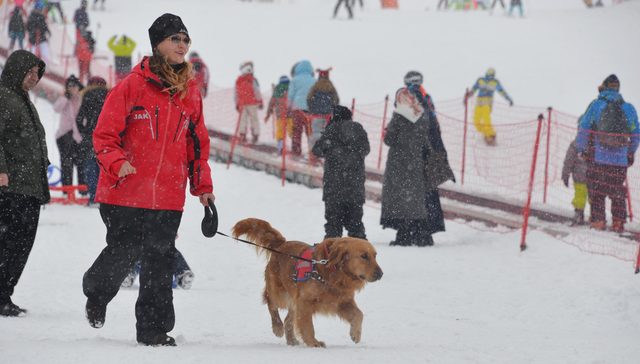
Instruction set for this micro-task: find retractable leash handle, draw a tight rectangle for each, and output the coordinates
[201,199,218,238]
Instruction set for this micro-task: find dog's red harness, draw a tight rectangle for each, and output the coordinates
[292,247,316,282]
[291,245,330,283]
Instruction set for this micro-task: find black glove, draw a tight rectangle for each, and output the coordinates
[562,176,569,187]
[629,153,635,167]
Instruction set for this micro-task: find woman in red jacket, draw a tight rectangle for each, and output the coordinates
[82,13,214,347]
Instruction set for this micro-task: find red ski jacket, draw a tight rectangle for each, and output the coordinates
[235,73,262,108]
[93,57,213,211]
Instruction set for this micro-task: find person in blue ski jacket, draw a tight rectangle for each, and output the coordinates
[287,60,315,156]
[575,74,639,232]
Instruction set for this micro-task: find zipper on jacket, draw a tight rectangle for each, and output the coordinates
[155,105,160,141]
[173,111,185,142]
[151,99,172,208]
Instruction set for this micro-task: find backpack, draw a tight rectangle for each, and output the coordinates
[596,99,629,148]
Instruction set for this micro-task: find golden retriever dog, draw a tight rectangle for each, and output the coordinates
[232,218,383,348]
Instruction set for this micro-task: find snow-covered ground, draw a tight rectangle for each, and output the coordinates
[2,1,640,363]
[2,86,639,364]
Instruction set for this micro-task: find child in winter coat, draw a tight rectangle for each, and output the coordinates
[8,7,26,51]
[312,105,369,239]
[287,60,316,156]
[307,68,339,153]
[562,139,589,225]
[189,52,209,98]
[264,75,292,155]
[75,28,95,84]
[107,34,136,83]
[235,61,263,144]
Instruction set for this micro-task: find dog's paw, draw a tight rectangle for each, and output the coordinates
[350,327,361,344]
[272,323,284,337]
[286,338,300,346]
[310,340,326,348]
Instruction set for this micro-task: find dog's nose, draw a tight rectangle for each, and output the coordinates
[373,267,383,281]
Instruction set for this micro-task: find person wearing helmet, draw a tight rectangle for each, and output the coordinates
[465,68,513,146]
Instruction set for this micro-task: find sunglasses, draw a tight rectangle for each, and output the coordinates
[169,34,191,46]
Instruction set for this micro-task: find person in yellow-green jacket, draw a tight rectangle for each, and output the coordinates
[465,68,513,145]
[107,34,137,83]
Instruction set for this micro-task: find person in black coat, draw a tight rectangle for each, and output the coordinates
[76,77,108,204]
[381,72,455,247]
[312,105,370,239]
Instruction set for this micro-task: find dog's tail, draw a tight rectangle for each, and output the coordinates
[232,218,287,258]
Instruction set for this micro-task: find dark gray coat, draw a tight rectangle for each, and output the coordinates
[562,140,588,184]
[0,50,49,203]
[380,111,454,228]
[312,118,370,204]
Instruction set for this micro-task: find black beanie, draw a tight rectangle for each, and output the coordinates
[602,74,620,91]
[148,13,189,50]
[332,105,352,122]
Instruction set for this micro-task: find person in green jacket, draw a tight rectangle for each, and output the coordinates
[0,50,49,317]
[107,34,136,83]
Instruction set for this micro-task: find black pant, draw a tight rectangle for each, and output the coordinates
[324,201,366,239]
[56,132,85,187]
[438,0,449,9]
[334,0,353,18]
[0,193,41,304]
[83,204,182,337]
[587,163,627,222]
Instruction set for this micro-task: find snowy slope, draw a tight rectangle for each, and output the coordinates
[1,1,640,363]
[1,99,639,363]
[55,0,640,114]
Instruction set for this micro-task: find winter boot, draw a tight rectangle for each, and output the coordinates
[176,270,195,290]
[570,209,586,226]
[0,301,27,317]
[137,332,177,347]
[252,134,259,144]
[414,235,435,247]
[85,299,106,328]
[484,135,497,146]
[611,219,625,234]
[590,220,606,231]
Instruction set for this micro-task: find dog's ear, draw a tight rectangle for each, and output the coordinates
[327,239,348,268]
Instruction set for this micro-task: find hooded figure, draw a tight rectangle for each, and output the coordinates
[287,60,316,155]
[0,50,49,317]
[307,68,339,152]
[312,105,370,239]
[380,82,455,247]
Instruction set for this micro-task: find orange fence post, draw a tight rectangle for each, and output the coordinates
[543,107,552,204]
[461,88,470,185]
[226,107,243,169]
[625,177,633,222]
[520,114,545,251]
[377,95,389,170]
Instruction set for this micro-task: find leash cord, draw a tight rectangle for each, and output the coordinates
[215,231,328,265]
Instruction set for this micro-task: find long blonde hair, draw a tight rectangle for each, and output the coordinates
[149,53,193,99]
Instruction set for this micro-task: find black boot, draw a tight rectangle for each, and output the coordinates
[414,234,434,247]
[0,301,27,317]
[137,332,177,347]
[85,299,106,328]
[570,209,585,226]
